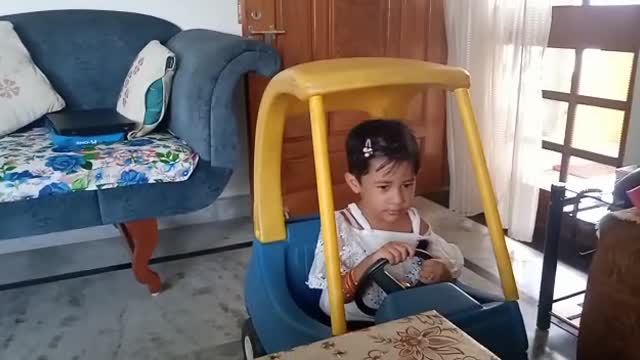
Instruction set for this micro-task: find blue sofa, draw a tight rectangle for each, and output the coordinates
[0,10,280,292]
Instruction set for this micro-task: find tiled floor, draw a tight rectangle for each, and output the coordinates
[0,247,251,360]
[0,198,581,359]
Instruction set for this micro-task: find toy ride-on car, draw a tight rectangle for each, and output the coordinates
[243,58,528,360]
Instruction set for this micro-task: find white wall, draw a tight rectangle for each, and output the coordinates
[0,1,254,253]
[0,0,242,35]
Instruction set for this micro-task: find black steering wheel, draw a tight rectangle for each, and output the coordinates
[354,239,432,316]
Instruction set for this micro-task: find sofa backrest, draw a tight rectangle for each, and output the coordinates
[0,10,180,110]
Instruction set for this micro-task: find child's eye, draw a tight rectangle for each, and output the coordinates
[377,185,390,191]
[403,183,414,188]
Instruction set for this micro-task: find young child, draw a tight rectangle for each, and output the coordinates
[307,119,464,321]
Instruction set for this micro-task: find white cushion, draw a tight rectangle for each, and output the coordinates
[117,40,176,138]
[0,21,66,137]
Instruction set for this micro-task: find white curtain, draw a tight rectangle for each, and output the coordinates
[444,0,551,242]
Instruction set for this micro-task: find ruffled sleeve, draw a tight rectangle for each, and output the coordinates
[307,212,368,289]
[424,230,464,279]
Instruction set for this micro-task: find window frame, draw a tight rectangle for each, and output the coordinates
[543,3,640,181]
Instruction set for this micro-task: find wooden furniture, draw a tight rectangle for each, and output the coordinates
[257,311,499,360]
[118,220,162,295]
[242,0,449,217]
[536,178,617,331]
[578,209,640,360]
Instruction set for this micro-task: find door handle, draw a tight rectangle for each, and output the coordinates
[248,25,285,46]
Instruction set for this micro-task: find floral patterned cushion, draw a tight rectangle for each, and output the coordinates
[258,311,499,360]
[0,127,199,203]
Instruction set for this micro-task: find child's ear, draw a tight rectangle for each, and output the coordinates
[344,172,361,194]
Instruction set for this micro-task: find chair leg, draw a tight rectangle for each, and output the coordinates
[118,219,163,295]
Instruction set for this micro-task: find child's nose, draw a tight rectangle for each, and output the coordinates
[390,188,405,205]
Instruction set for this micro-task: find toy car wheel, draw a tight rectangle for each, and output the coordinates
[242,318,265,360]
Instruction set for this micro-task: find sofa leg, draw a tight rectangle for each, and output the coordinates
[118,219,163,295]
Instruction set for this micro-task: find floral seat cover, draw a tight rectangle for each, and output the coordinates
[0,128,199,203]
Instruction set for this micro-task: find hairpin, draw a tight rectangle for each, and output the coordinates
[362,138,373,158]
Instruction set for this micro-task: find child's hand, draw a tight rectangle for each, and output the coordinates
[419,259,453,284]
[374,241,416,265]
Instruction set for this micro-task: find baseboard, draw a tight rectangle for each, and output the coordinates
[158,194,251,229]
[0,215,255,285]
[0,194,251,255]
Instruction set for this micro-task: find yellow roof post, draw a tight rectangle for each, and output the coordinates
[454,88,519,301]
[308,95,348,335]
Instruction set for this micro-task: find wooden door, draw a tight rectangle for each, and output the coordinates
[242,0,448,217]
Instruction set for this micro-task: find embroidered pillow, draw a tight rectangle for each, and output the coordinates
[117,40,176,138]
[0,21,65,137]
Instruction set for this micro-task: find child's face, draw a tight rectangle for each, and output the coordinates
[345,158,417,224]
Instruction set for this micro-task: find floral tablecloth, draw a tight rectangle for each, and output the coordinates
[0,127,198,203]
[259,311,499,360]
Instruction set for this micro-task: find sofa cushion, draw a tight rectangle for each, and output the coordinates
[0,10,180,110]
[0,127,198,203]
[0,162,231,240]
[117,40,176,138]
[0,21,66,137]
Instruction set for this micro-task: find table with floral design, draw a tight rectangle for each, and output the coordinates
[259,311,499,360]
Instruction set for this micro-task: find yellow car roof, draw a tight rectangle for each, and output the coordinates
[270,57,471,100]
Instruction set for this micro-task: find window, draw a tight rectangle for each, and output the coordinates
[541,1,640,186]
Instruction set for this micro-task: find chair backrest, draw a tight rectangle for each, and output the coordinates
[284,216,329,323]
[1,10,180,110]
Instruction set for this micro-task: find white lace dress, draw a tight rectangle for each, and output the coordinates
[307,203,464,321]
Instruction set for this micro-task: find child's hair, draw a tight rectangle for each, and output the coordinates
[346,119,420,179]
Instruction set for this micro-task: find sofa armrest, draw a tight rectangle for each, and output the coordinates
[166,29,281,169]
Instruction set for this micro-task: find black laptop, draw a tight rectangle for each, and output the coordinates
[47,109,137,136]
